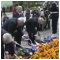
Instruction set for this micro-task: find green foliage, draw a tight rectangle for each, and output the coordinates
[13,1,43,9]
[4,1,44,12]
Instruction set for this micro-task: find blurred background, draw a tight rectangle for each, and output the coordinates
[1,1,59,12]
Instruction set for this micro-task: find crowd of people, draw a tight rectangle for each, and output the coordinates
[1,1,59,59]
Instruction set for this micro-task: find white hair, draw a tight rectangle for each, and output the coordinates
[16,6,22,9]
[3,33,14,44]
[16,6,22,12]
[18,17,26,23]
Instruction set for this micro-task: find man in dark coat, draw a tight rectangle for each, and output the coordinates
[49,2,59,37]
[2,18,24,44]
[25,18,39,44]
[25,8,30,21]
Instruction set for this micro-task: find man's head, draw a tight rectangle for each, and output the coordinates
[17,17,25,26]
[16,6,22,13]
[3,33,14,44]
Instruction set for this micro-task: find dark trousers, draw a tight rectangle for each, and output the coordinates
[52,17,58,34]
[45,16,50,29]
[28,32,35,43]
[14,32,22,44]
[1,45,4,59]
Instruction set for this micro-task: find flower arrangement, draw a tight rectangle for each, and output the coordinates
[32,39,59,59]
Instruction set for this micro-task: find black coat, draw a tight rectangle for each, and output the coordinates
[25,18,39,34]
[13,12,24,18]
[2,18,23,36]
[49,3,59,19]
[31,10,40,18]
[25,9,30,20]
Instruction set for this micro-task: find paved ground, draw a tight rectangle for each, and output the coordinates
[2,12,59,48]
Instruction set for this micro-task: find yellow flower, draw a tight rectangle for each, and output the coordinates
[32,40,59,59]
